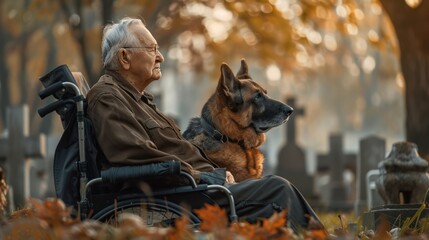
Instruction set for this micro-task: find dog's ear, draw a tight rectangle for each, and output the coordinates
[236,59,251,80]
[218,63,243,109]
[220,63,240,94]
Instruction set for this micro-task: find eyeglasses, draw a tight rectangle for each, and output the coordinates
[123,44,159,53]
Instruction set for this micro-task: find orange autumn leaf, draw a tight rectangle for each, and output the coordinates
[374,216,391,240]
[168,215,194,240]
[28,198,77,227]
[230,221,257,239]
[261,209,288,235]
[9,208,36,220]
[230,210,295,240]
[194,203,228,232]
[305,229,328,240]
[4,218,52,239]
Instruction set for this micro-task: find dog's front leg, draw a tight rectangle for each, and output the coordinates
[244,149,257,178]
[244,148,264,179]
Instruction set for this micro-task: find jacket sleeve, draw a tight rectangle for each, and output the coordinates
[87,92,201,179]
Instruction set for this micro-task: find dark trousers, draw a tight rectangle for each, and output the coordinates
[209,175,323,232]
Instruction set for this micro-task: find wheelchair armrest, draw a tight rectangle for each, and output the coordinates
[100,160,181,184]
[179,171,197,188]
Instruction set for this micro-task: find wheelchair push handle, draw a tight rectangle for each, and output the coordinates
[39,81,65,99]
[37,99,75,118]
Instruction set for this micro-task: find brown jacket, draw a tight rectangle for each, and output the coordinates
[87,71,216,182]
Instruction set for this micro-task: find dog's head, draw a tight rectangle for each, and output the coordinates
[216,59,293,133]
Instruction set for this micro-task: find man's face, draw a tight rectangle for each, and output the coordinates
[127,22,164,84]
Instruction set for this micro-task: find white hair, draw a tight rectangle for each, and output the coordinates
[101,17,142,70]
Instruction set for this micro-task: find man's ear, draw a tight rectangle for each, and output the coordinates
[118,48,131,70]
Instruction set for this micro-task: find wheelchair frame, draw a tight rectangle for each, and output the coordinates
[38,65,237,226]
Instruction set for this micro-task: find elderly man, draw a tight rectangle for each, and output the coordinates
[87,17,323,232]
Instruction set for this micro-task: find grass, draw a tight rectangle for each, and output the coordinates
[317,202,429,239]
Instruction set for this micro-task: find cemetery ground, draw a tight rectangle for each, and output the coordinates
[2,191,429,239]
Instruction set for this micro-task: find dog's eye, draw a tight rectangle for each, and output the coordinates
[254,92,262,102]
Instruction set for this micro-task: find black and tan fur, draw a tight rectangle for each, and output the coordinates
[183,59,293,182]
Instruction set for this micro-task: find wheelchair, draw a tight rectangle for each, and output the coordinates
[37,65,237,227]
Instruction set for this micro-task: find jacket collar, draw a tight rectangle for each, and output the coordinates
[105,70,144,102]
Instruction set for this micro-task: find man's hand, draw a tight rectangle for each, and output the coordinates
[226,171,235,184]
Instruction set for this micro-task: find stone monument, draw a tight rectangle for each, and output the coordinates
[363,141,429,230]
[276,97,315,198]
[376,141,429,205]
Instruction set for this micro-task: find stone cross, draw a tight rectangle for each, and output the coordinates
[357,136,385,211]
[0,105,46,209]
[285,97,304,145]
[276,97,315,198]
[317,134,357,210]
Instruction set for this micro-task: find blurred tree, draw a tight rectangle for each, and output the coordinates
[148,0,428,157]
[0,0,427,158]
[58,0,114,85]
[0,0,64,133]
[379,0,429,158]
[0,0,12,128]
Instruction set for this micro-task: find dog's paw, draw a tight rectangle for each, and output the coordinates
[248,168,257,176]
[244,133,266,148]
[255,169,263,178]
[244,138,261,148]
[259,133,267,145]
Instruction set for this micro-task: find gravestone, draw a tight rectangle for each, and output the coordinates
[35,135,61,198]
[0,105,46,209]
[29,134,62,199]
[276,98,314,198]
[317,134,356,211]
[356,136,385,212]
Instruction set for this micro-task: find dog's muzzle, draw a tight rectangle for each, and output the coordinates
[252,106,293,133]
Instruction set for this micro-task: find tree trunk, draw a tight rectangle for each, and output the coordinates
[37,24,59,134]
[18,32,29,104]
[379,0,429,158]
[101,0,114,25]
[0,27,10,129]
[59,0,96,85]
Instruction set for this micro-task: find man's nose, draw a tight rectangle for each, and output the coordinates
[156,50,164,63]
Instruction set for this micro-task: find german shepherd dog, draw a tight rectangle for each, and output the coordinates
[183,59,293,182]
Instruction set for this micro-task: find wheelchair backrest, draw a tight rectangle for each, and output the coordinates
[39,65,104,207]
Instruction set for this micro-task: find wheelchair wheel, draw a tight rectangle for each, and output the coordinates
[91,198,201,227]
